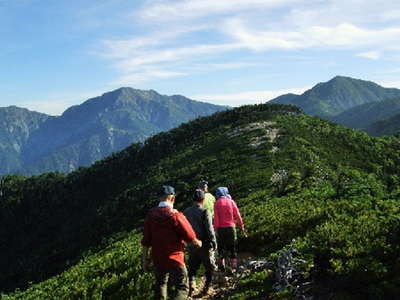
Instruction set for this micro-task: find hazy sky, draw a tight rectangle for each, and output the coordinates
[1,0,400,115]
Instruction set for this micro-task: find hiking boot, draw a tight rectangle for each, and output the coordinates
[225,265,234,276]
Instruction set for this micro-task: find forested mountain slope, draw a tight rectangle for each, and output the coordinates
[1,104,400,299]
[0,88,226,175]
[332,97,400,130]
[270,76,400,118]
[0,106,51,174]
[367,112,400,136]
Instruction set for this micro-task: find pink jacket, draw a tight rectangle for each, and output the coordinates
[213,196,244,230]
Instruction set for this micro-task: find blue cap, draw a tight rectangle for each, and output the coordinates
[216,187,229,199]
[159,185,175,196]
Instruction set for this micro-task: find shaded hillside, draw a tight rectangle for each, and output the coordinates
[332,97,400,130]
[0,88,226,175]
[367,112,400,136]
[1,103,400,299]
[0,107,51,174]
[270,76,400,117]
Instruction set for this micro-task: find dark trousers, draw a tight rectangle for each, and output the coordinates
[188,247,216,286]
[217,227,238,259]
[154,265,189,300]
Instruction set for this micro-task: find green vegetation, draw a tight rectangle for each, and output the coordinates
[367,112,400,136]
[2,103,400,299]
[332,97,400,130]
[271,76,400,118]
[271,76,400,137]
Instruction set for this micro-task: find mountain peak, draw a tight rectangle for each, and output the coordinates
[271,76,400,117]
[330,75,357,81]
[105,87,161,99]
[327,75,379,87]
[2,88,226,175]
[0,105,51,117]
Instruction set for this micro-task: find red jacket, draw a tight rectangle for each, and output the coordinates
[142,206,196,269]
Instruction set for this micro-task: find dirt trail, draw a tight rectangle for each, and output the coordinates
[188,252,256,299]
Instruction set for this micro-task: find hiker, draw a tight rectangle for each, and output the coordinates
[183,189,217,297]
[141,185,202,300]
[197,180,216,216]
[213,187,246,274]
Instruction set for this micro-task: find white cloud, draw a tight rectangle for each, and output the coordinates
[109,43,242,84]
[114,43,240,73]
[381,9,400,21]
[103,19,400,84]
[378,80,400,89]
[111,69,186,85]
[356,51,381,60]
[98,25,209,59]
[189,62,260,71]
[222,19,400,51]
[192,87,309,106]
[139,0,303,21]
[95,0,400,85]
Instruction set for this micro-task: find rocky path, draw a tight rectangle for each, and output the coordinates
[188,252,257,299]
[187,247,313,299]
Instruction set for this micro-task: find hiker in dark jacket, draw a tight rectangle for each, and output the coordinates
[183,189,217,297]
[142,185,202,300]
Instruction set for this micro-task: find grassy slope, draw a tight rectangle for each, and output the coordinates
[2,104,400,299]
[0,104,296,292]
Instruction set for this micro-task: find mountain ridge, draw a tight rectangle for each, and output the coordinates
[0,106,52,173]
[332,97,400,129]
[0,87,227,175]
[270,76,400,117]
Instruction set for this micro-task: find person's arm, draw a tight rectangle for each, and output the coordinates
[175,212,202,248]
[232,200,245,231]
[204,210,217,249]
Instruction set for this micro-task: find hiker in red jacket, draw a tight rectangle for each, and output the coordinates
[142,185,202,300]
[214,187,246,274]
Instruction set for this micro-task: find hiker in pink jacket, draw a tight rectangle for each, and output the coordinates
[213,187,246,273]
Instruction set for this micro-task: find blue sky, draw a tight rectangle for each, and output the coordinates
[1,0,400,115]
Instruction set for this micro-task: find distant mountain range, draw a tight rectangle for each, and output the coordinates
[332,97,400,130]
[2,76,400,176]
[0,88,227,175]
[270,76,400,136]
[366,112,400,136]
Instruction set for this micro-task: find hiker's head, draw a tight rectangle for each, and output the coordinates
[216,187,229,199]
[193,189,205,204]
[197,180,208,192]
[159,185,176,203]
